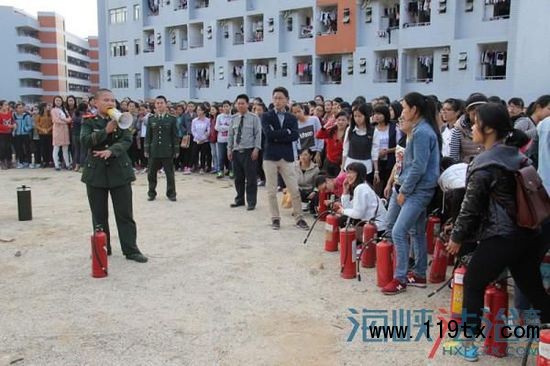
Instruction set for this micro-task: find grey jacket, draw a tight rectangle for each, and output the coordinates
[295,162,320,192]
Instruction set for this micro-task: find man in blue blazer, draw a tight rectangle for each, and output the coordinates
[261,87,309,230]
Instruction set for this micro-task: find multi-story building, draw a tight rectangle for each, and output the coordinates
[98,0,550,103]
[0,6,99,104]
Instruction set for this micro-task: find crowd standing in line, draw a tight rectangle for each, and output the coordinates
[2,87,550,362]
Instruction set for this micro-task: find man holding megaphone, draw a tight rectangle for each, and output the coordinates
[80,89,148,263]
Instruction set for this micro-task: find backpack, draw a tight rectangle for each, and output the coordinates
[515,163,550,229]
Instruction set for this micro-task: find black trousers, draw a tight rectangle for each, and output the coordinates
[192,141,210,170]
[138,137,147,167]
[299,189,318,214]
[148,157,176,198]
[38,135,53,164]
[31,138,41,165]
[72,132,84,166]
[0,134,11,162]
[14,135,31,164]
[86,184,140,256]
[233,149,258,207]
[463,233,550,332]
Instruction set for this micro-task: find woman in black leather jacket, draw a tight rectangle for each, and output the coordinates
[447,103,550,361]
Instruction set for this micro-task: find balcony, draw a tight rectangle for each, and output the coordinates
[374,50,398,83]
[483,0,510,21]
[17,35,41,47]
[246,14,264,43]
[17,50,41,63]
[280,8,315,53]
[174,64,189,88]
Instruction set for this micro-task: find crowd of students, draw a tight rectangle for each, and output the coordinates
[2,89,550,362]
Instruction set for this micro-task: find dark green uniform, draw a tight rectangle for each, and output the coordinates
[80,114,141,256]
[145,113,179,199]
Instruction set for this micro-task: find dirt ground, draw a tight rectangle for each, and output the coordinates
[0,169,534,366]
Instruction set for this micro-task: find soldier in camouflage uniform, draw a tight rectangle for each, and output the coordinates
[144,96,179,201]
[80,89,148,263]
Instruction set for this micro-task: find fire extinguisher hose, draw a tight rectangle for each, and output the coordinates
[302,210,331,244]
[427,254,470,298]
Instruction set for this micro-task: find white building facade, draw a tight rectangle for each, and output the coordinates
[0,6,99,103]
[98,0,550,103]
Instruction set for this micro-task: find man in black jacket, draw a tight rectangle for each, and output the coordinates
[261,87,309,230]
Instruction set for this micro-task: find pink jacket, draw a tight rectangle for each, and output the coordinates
[51,108,71,146]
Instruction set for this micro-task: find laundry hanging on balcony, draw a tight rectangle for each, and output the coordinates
[320,61,341,78]
[376,57,398,71]
[296,63,312,77]
[417,55,433,73]
[253,64,268,80]
[148,0,160,14]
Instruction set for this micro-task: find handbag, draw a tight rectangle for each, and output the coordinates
[515,164,550,229]
[180,135,191,149]
[281,191,292,209]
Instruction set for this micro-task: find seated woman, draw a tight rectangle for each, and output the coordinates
[295,149,320,213]
[336,162,387,234]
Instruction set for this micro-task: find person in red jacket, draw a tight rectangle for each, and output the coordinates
[0,100,16,169]
[316,111,349,177]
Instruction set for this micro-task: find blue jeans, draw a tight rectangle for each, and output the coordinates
[385,188,419,264]
[217,142,231,172]
[210,142,219,172]
[391,189,434,282]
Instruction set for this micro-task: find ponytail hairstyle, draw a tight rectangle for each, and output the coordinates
[527,94,550,118]
[403,92,442,152]
[345,162,367,200]
[475,102,529,149]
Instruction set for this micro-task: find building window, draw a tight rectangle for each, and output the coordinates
[135,73,142,88]
[68,83,90,93]
[134,39,140,55]
[67,56,89,68]
[110,74,129,89]
[133,4,140,20]
[68,69,90,80]
[109,41,128,57]
[109,7,127,24]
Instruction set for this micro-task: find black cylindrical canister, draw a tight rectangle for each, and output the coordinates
[17,185,32,221]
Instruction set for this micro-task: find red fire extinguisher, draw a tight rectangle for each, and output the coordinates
[376,239,394,287]
[325,214,340,252]
[484,282,509,358]
[318,190,328,222]
[91,225,108,278]
[340,227,357,279]
[538,328,550,366]
[361,222,377,268]
[450,265,466,322]
[428,237,448,283]
[426,213,441,255]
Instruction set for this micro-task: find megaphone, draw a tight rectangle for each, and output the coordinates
[106,108,133,129]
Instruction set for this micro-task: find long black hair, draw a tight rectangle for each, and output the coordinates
[373,104,391,126]
[475,102,528,148]
[38,102,48,116]
[390,100,402,122]
[346,162,367,200]
[403,92,442,152]
[348,103,373,140]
